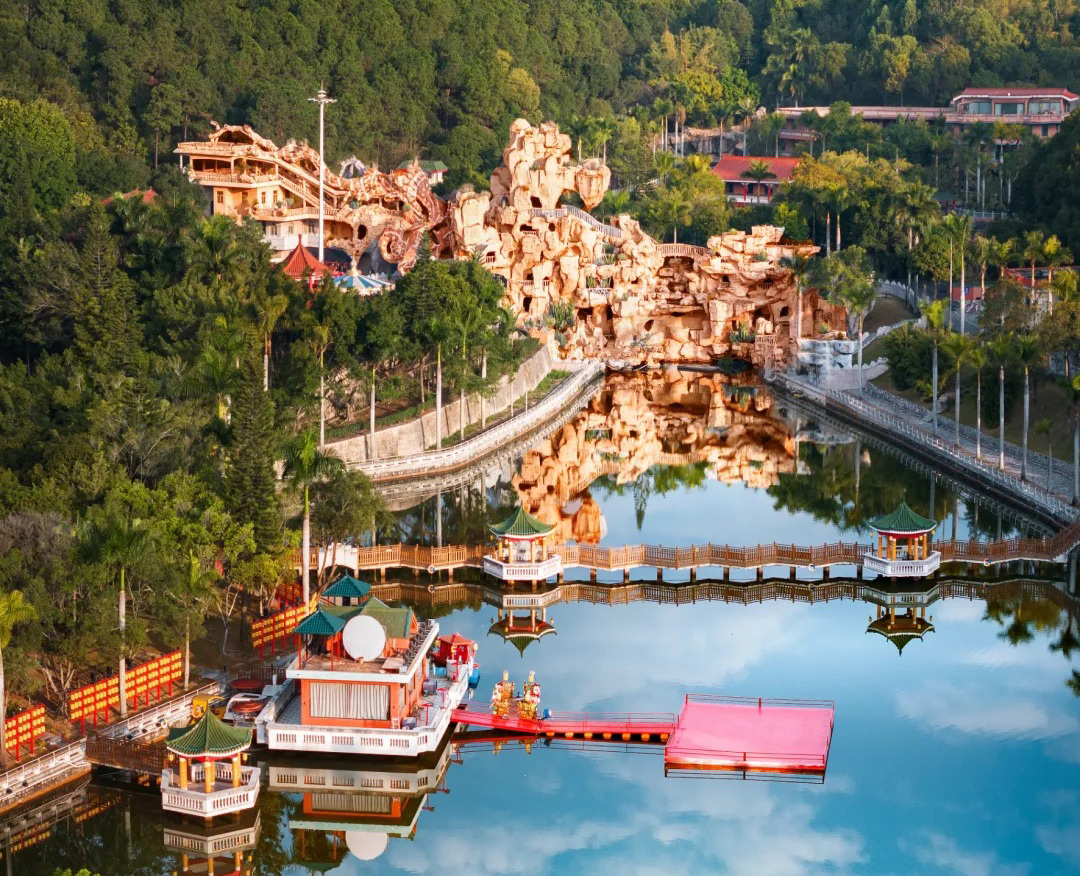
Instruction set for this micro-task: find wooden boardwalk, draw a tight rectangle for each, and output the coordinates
[296,515,1080,577]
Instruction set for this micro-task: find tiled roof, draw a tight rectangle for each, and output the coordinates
[711,156,801,182]
[359,597,414,638]
[867,501,936,533]
[167,710,251,757]
[278,240,330,280]
[488,506,555,538]
[866,616,934,654]
[293,607,348,636]
[323,574,371,600]
[953,86,1078,100]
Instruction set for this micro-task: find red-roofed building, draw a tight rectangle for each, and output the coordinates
[710,156,801,205]
[101,187,158,206]
[278,239,331,288]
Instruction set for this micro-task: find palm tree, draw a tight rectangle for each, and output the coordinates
[1043,234,1072,314]
[989,334,1015,471]
[283,432,343,604]
[254,293,288,391]
[740,159,776,201]
[944,212,974,333]
[781,254,814,342]
[737,96,758,155]
[844,281,876,394]
[653,187,692,243]
[968,342,988,460]
[971,234,995,319]
[310,323,331,449]
[0,590,35,767]
[1014,333,1041,480]
[85,516,151,718]
[1023,229,1047,307]
[653,150,677,186]
[942,332,970,446]
[925,300,948,433]
[897,181,939,291]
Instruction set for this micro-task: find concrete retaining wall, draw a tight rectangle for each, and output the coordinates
[329,342,557,465]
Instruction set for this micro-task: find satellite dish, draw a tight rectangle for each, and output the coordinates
[345,830,389,861]
[342,615,387,662]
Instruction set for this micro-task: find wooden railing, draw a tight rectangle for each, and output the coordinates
[297,532,1073,576]
[84,734,165,774]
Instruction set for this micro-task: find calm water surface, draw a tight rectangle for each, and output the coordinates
[14,373,1080,876]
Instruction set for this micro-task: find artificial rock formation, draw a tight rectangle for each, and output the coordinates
[450,119,846,370]
[181,120,848,368]
[514,370,796,544]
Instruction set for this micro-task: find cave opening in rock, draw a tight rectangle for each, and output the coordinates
[522,296,533,313]
[531,196,542,208]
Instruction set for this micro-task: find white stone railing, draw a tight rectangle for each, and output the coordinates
[482,555,563,582]
[351,361,603,480]
[0,741,89,810]
[530,207,624,240]
[101,682,222,741]
[862,551,942,577]
[161,764,260,817]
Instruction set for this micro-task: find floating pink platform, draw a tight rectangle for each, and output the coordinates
[664,694,835,775]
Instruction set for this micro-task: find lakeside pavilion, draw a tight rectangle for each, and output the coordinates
[482,505,562,584]
[162,710,261,821]
[863,501,941,578]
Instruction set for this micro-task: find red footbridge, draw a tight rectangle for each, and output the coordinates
[452,694,835,777]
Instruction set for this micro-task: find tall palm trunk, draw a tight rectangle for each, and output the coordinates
[932,341,940,434]
[954,365,962,446]
[796,288,803,341]
[369,367,377,461]
[184,616,191,689]
[318,351,326,450]
[824,211,830,255]
[835,212,841,251]
[435,345,443,448]
[1022,366,1030,480]
[998,364,1006,471]
[857,314,865,394]
[301,487,311,605]
[1073,414,1079,506]
[118,565,127,717]
[975,369,983,460]
[263,334,271,391]
[480,352,488,428]
[460,389,466,440]
[960,249,967,335]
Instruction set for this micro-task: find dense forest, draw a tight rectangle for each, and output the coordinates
[3,0,1080,190]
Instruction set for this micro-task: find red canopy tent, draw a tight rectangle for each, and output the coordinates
[434,633,476,667]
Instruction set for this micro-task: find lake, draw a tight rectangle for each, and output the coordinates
[13,371,1080,876]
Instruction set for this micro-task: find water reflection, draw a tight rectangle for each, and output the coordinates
[390,371,1044,551]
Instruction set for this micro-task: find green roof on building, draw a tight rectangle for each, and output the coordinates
[293,607,348,637]
[866,616,935,655]
[488,506,555,539]
[397,159,448,173]
[358,597,414,638]
[167,710,251,757]
[323,574,371,600]
[867,501,936,534]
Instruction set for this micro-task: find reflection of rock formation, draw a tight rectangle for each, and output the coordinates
[514,370,795,542]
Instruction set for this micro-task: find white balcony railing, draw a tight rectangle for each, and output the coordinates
[862,551,941,578]
[161,763,261,817]
[482,554,563,582]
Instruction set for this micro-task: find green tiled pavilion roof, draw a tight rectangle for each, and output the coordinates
[488,506,555,539]
[167,710,251,757]
[323,574,371,600]
[358,597,414,638]
[866,616,934,655]
[867,501,936,534]
[293,607,348,637]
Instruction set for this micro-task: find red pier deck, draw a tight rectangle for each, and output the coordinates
[664,694,835,775]
[452,694,835,777]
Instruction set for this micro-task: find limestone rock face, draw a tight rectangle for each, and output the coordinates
[512,371,796,543]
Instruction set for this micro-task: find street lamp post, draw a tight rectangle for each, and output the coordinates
[308,87,336,263]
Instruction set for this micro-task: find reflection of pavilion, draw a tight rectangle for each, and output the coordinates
[266,738,453,868]
[863,501,941,578]
[488,602,556,656]
[483,505,562,583]
[163,808,261,876]
[862,579,938,654]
